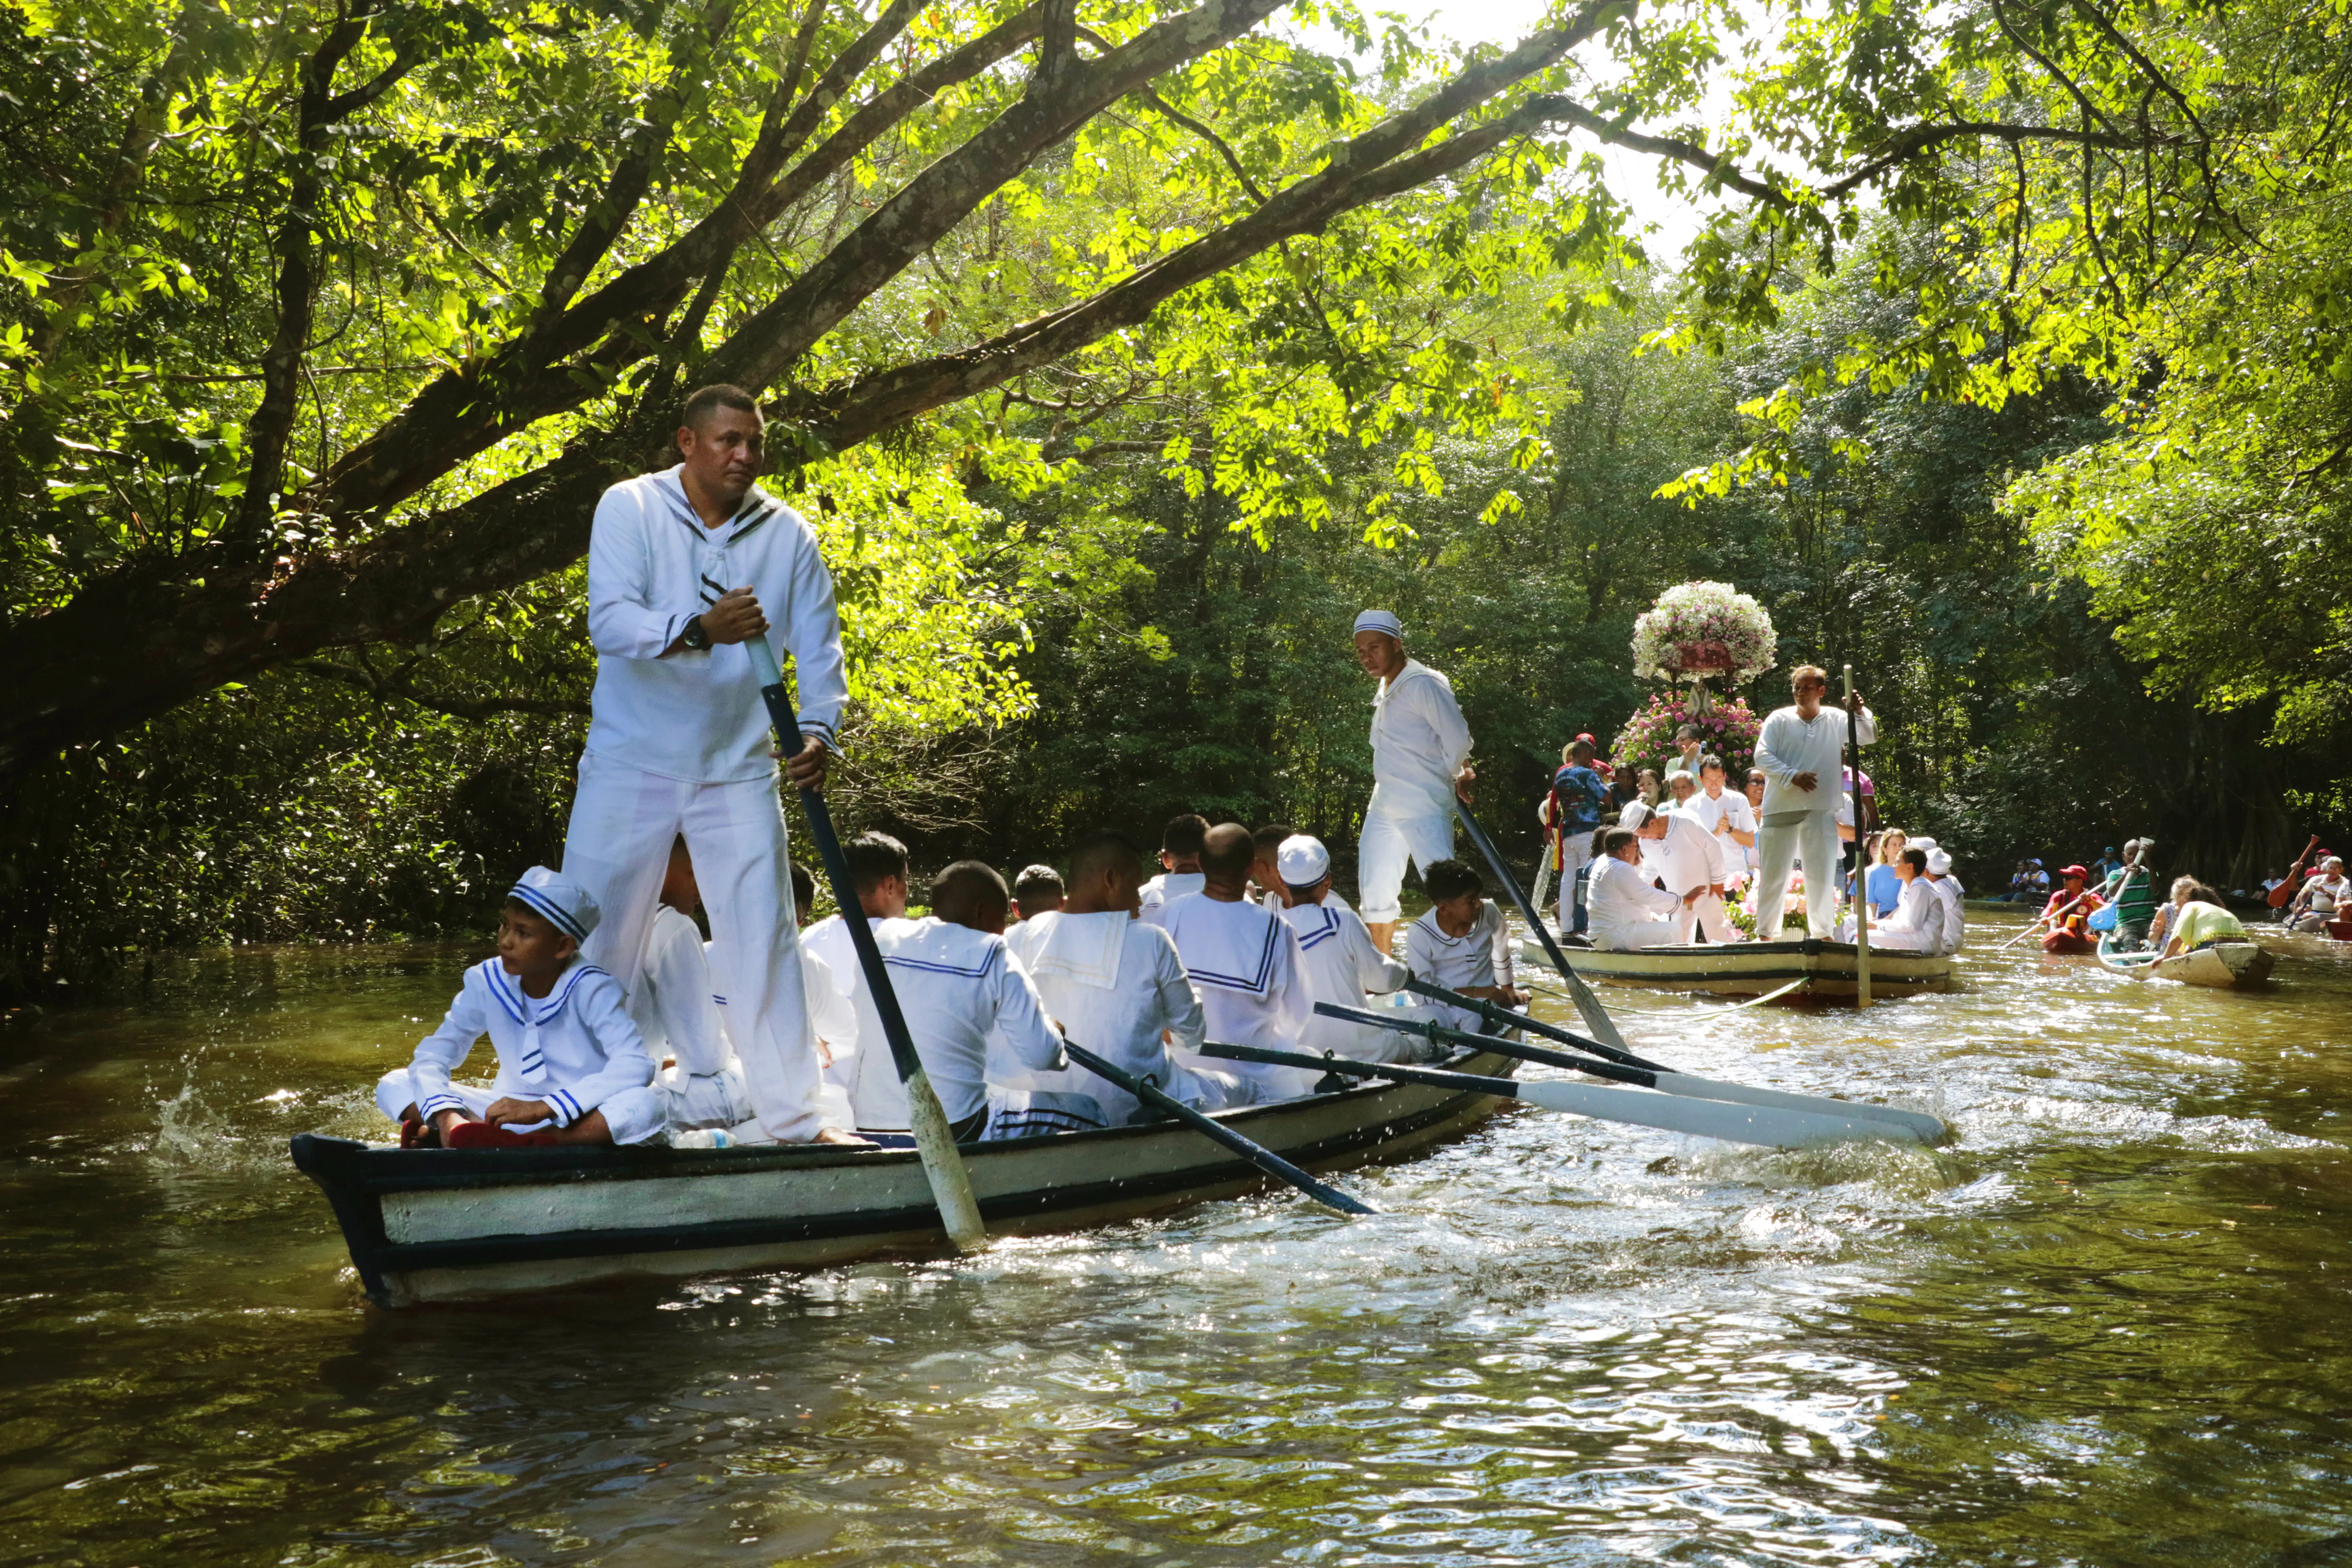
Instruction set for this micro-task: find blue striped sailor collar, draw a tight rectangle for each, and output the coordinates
[655,465,786,545]
[879,917,1004,979]
[481,954,607,1028]
[1176,903,1283,995]
[1287,902,1344,949]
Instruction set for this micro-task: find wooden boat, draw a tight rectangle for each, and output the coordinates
[292,1046,1514,1308]
[2097,935,2275,989]
[1516,936,1954,1001]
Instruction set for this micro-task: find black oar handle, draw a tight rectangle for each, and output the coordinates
[1062,1042,1376,1217]
[1312,1000,1656,1088]
[1204,1042,1521,1098]
[1399,976,1669,1074]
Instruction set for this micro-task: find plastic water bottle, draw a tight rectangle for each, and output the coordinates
[671,1128,732,1149]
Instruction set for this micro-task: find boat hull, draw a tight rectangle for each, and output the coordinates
[293,1050,1513,1308]
[2100,939,2275,989]
[1519,937,1954,1001]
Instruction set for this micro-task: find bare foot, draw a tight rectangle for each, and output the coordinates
[813,1126,875,1147]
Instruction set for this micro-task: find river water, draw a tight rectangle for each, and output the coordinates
[4,913,2350,1567]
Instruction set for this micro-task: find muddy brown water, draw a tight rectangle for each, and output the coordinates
[3,913,2350,1566]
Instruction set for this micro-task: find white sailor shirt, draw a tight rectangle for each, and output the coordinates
[1755,704,1876,819]
[1588,855,1681,940]
[631,904,730,1077]
[585,466,850,783]
[1283,897,1415,1057]
[407,957,654,1128]
[1404,902,1512,1031]
[1928,876,1966,954]
[1875,877,1946,953]
[1138,870,1205,927]
[1005,911,1208,1121]
[1369,659,1473,819]
[865,917,1066,1127]
[1161,894,1314,1094]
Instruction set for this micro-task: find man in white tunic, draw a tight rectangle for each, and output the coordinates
[801,832,912,1131]
[562,384,855,1145]
[630,839,755,1133]
[1352,609,1473,955]
[1275,834,1430,1062]
[1163,823,1316,1099]
[1138,813,1209,927]
[1680,757,1758,891]
[1005,831,1250,1125]
[1871,848,1947,953]
[1587,829,1685,951]
[1623,800,1737,943]
[1751,665,1877,941]
[1921,844,1966,954]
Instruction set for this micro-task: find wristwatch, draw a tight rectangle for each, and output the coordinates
[680,615,711,652]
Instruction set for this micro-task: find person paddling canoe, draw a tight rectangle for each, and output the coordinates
[2040,865,2105,955]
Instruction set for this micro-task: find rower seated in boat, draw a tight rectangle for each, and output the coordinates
[1406,858,1528,1030]
[630,837,755,1135]
[873,860,1106,1142]
[2286,858,2348,934]
[1872,848,1949,954]
[1010,864,1064,921]
[1003,830,1252,1125]
[375,867,661,1149]
[1162,824,1317,1098]
[2159,877,2249,959]
[1587,827,1684,951]
[1138,813,1209,926]
[1277,833,1439,1063]
[2040,865,2104,955]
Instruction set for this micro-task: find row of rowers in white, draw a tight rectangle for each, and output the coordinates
[375,825,1522,1150]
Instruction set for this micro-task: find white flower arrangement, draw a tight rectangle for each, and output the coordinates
[1630,580,1778,685]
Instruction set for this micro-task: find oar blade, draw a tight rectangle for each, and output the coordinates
[1648,1071,1947,1142]
[1516,1078,1925,1149]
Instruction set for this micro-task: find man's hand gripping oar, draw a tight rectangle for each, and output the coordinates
[745,639,989,1254]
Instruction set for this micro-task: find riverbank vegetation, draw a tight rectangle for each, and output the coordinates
[3,0,2347,995]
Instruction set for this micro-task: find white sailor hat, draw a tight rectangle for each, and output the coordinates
[507,865,600,943]
[1926,848,1953,875]
[1619,800,1651,830]
[1276,833,1332,887]
[1353,609,1404,639]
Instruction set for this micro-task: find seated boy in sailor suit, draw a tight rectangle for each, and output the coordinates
[1275,833,1439,1063]
[632,837,755,1133]
[1161,823,1316,1098]
[376,867,660,1148]
[1405,858,1527,1032]
[859,860,1104,1142]
[1004,830,1253,1125]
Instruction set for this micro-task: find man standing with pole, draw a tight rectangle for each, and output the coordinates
[1750,665,1876,943]
[560,384,863,1146]
[1352,610,1474,956]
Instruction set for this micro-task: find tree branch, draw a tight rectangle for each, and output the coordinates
[292,657,591,720]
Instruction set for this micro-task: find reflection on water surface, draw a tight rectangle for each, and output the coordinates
[3,918,2350,1566]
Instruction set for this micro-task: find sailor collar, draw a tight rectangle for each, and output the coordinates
[655,466,784,546]
[1372,658,1433,707]
[482,954,605,1028]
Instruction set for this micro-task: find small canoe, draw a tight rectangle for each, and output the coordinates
[2097,936,2275,989]
[1516,937,1954,1002]
[292,1047,1514,1309]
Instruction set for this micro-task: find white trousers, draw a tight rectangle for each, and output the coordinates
[1358,808,1457,924]
[1675,892,1743,943]
[1592,920,1683,952]
[1752,812,1845,941]
[562,750,829,1142]
[1555,834,1596,931]
[374,1067,664,1145]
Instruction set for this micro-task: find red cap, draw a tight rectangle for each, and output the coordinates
[2060,864,2090,881]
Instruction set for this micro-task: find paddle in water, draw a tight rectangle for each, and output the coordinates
[744,638,988,1254]
[1452,796,1630,1053]
[1063,1043,1377,1217]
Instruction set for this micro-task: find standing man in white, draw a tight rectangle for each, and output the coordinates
[562,383,860,1145]
[1750,664,1877,941]
[1352,609,1473,956]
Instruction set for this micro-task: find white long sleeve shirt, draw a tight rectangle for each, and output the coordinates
[1928,875,1966,954]
[1404,902,1512,1032]
[1368,659,1473,819]
[1283,896,1414,1058]
[1638,813,1730,896]
[1162,894,1315,1095]
[839,917,1066,1128]
[585,466,849,783]
[1005,911,1206,1122]
[1875,876,1946,953]
[1754,703,1876,819]
[407,958,654,1129]
[1681,786,1757,848]
[1588,855,1681,940]
[630,905,729,1076]
[1137,870,1205,927]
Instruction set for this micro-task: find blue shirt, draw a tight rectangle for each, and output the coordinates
[1551,764,1609,832]
[1865,863,1902,917]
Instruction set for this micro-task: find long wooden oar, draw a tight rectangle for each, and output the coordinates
[1452,797,1630,1053]
[745,638,987,1253]
[1317,1001,1947,1141]
[1403,976,1664,1071]
[1202,1044,1927,1150]
[1063,1043,1376,1216]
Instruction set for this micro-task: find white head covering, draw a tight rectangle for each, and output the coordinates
[1926,848,1953,875]
[1908,835,1939,851]
[1619,800,1651,830]
[1276,833,1331,887]
[1353,609,1403,639]
[508,865,600,943]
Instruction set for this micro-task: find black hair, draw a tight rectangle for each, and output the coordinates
[931,860,1009,928]
[1161,813,1210,858]
[1901,848,1928,873]
[1568,738,1596,762]
[1252,823,1294,856]
[1012,864,1064,903]
[1200,824,1256,879]
[1068,830,1142,885]
[1674,723,1702,743]
[789,861,815,914]
[1600,827,1638,858]
[681,382,759,429]
[1423,858,1482,902]
[1698,753,1726,776]
[845,831,909,896]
